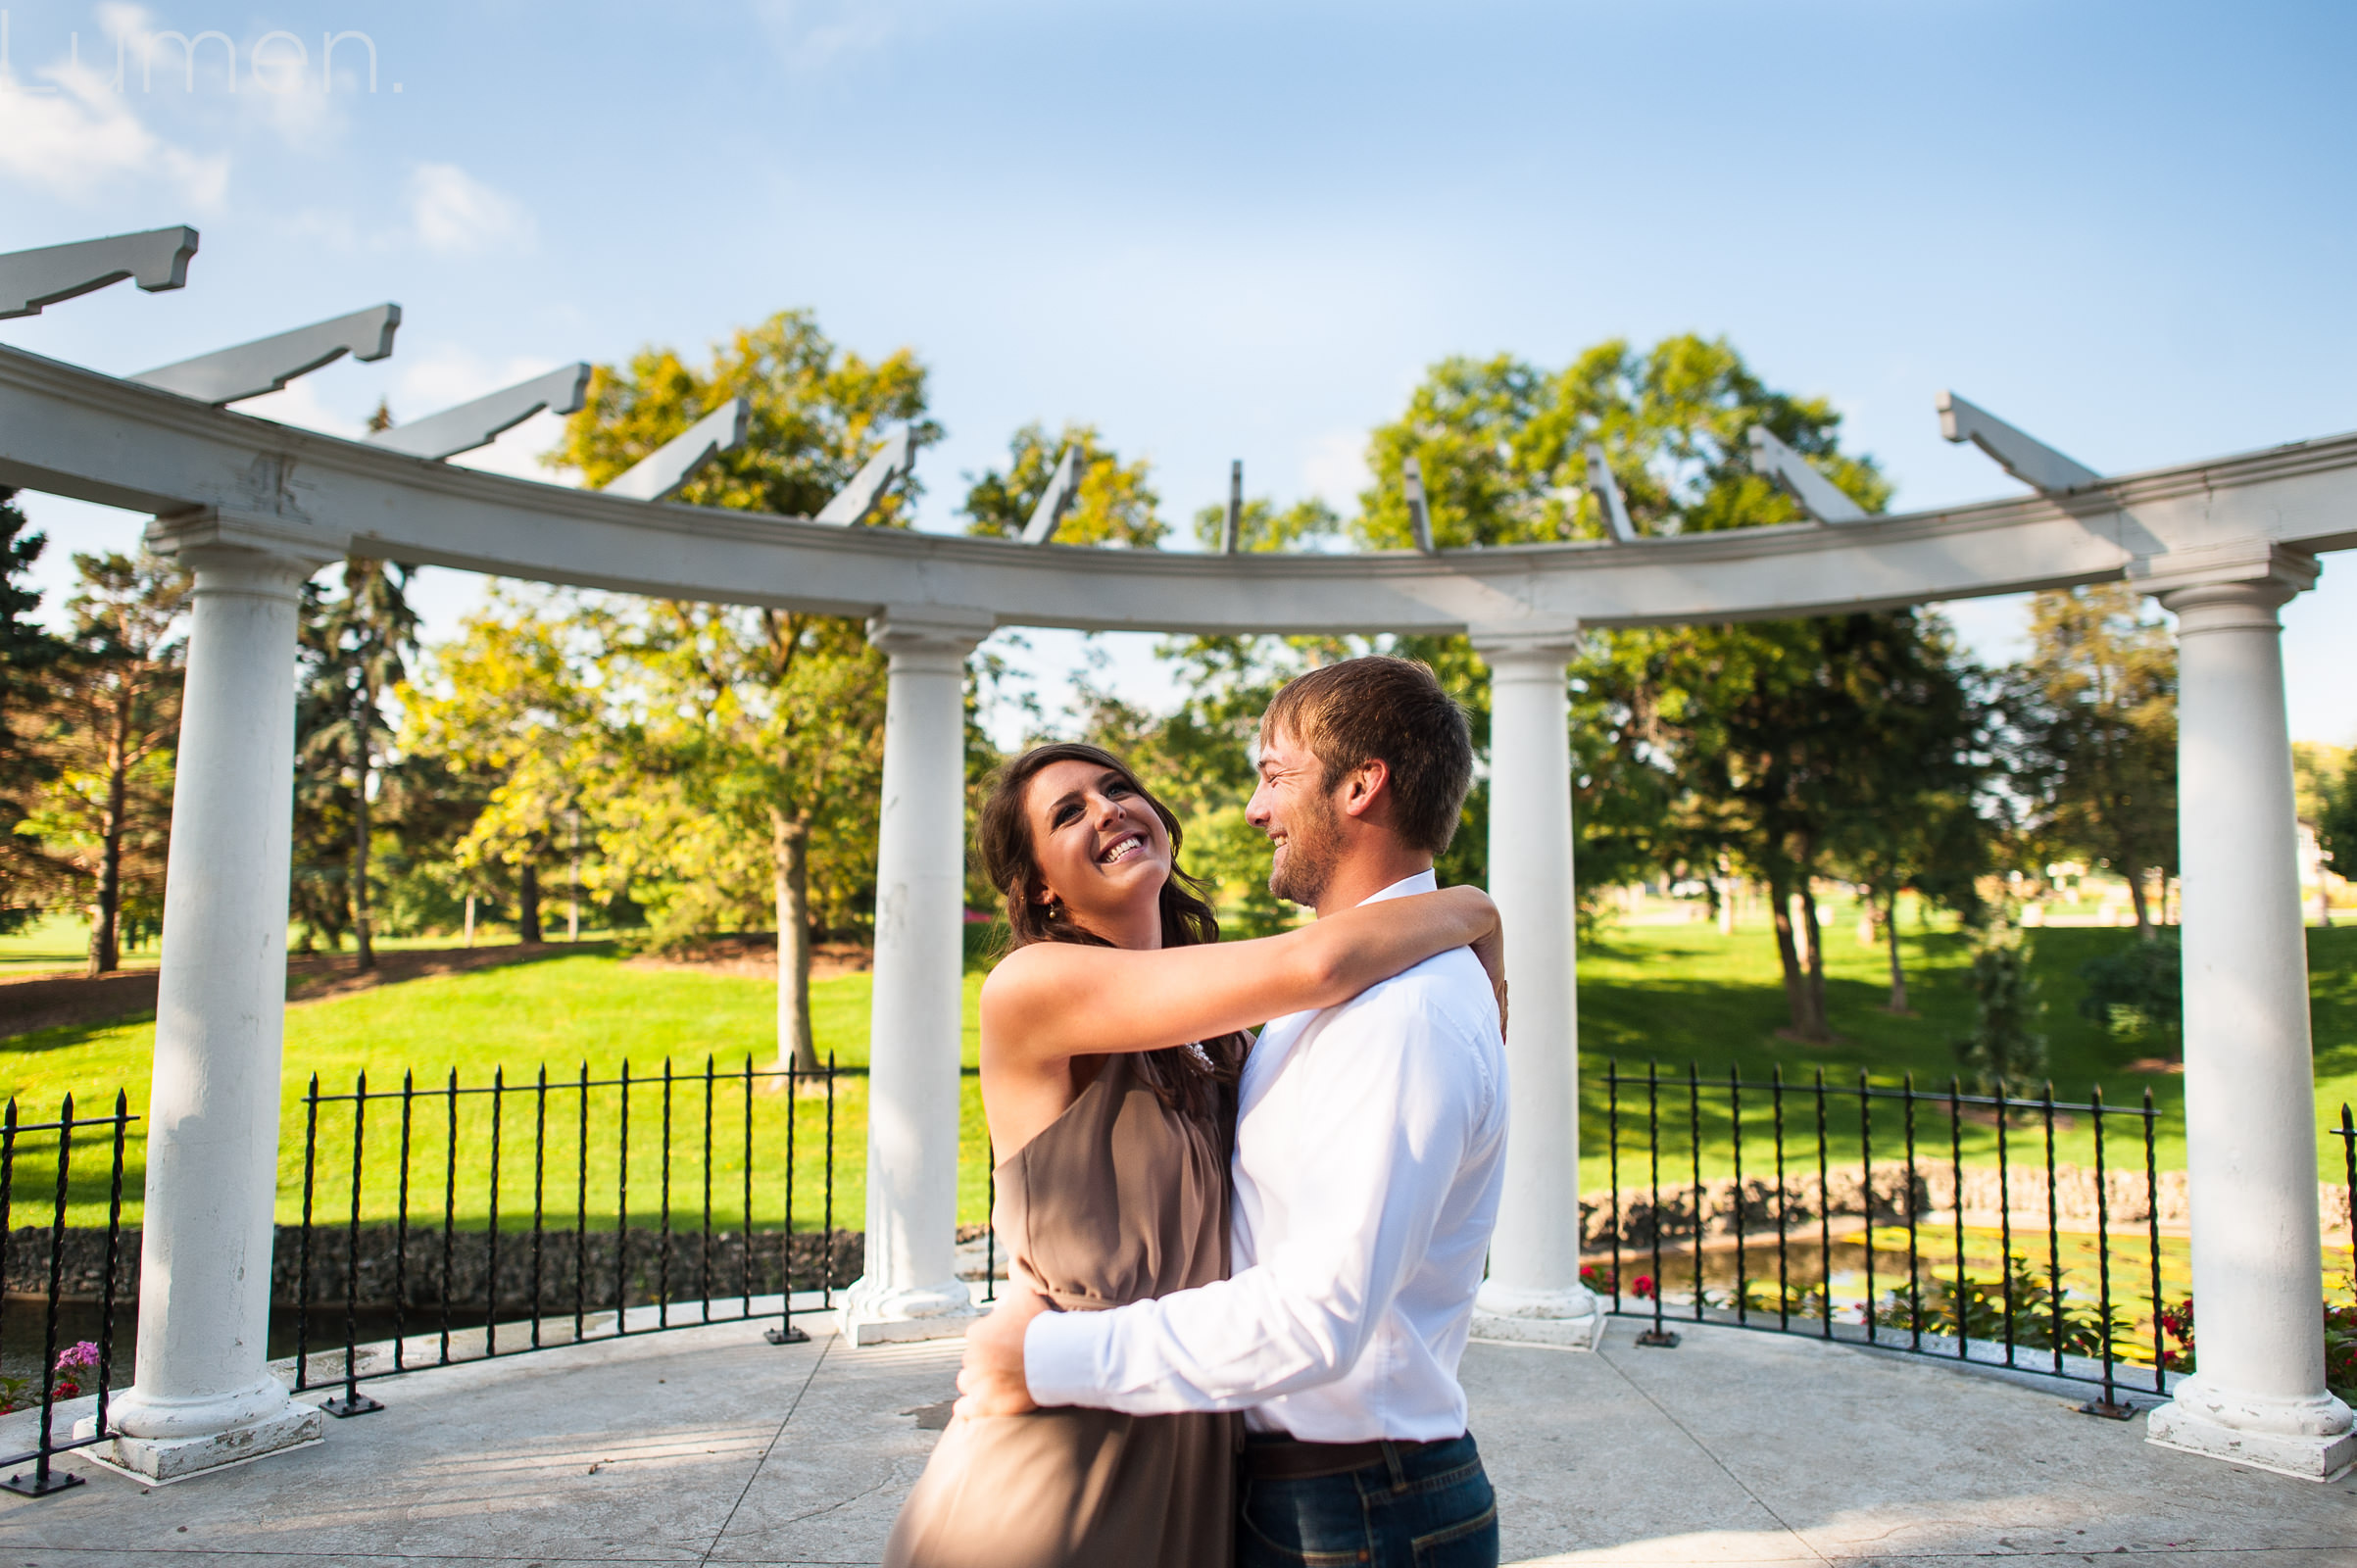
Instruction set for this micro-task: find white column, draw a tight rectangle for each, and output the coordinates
[96,519,339,1480]
[2144,550,2356,1480]
[1469,628,1603,1348]
[841,606,992,1347]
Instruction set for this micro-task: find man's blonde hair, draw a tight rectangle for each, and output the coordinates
[1259,656,1473,854]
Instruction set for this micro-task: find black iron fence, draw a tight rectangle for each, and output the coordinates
[0,1093,134,1497]
[5,1066,2345,1497]
[1597,1062,2190,1415]
[286,1054,849,1417]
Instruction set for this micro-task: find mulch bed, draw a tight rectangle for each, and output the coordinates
[624,934,873,981]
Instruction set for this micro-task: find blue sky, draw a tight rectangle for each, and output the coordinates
[4,0,2353,744]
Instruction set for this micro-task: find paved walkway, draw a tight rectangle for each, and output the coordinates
[2,1311,2350,1566]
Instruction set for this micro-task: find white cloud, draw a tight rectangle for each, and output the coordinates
[0,46,228,207]
[231,376,368,439]
[755,0,915,70]
[395,345,547,412]
[1301,428,1371,510]
[407,163,535,256]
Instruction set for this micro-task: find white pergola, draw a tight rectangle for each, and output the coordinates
[3,228,2352,1483]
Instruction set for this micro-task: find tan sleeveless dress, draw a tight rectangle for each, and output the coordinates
[883,1053,1239,1568]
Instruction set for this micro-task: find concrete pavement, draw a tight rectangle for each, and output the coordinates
[0,1310,2349,1566]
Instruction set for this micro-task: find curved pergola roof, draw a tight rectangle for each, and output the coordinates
[3,340,2348,635]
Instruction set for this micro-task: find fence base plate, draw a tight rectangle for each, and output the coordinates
[321,1391,384,1418]
[1634,1328,1682,1348]
[1,1467,84,1497]
[764,1324,810,1345]
[2076,1398,2136,1421]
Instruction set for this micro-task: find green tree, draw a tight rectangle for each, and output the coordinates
[22,552,186,973]
[299,558,421,969]
[401,592,602,946]
[591,601,886,1071]
[554,309,939,519]
[1818,616,1996,1012]
[962,421,1163,547]
[555,309,936,1071]
[1348,336,1934,1037]
[0,489,66,932]
[1190,495,1342,555]
[2009,585,2177,938]
[1354,336,1887,552]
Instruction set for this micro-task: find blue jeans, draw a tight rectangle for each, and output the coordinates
[1236,1434,1498,1567]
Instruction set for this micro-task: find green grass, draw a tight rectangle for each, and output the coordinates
[2,947,987,1230]
[0,910,157,975]
[1579,901,2357,1181]
[5,909,2353,1231]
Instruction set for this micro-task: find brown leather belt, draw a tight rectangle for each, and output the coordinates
[1240,1436,1459,1482]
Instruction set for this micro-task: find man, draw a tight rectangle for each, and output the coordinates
[958,655,1509,1567]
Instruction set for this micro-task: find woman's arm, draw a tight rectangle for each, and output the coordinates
[980,886,1499,1066]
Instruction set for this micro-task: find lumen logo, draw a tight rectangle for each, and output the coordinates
[0,12,396,94]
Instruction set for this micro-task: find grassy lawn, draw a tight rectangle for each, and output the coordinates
[1580,901,2357,1182]
[5,908,2353,1232]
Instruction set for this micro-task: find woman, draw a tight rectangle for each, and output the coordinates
[883,742,1503,1568]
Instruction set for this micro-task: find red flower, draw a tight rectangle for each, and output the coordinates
[1632,1275,1655,1300]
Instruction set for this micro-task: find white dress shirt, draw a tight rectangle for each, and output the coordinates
[1024,870,1509,1442]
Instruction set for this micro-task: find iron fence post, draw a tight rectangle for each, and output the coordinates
[322,1071,382,1417]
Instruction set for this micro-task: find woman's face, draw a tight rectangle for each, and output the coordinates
[1022,760,1173,934]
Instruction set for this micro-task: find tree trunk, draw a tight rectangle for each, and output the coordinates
[518,861,543,944]
[770,807,820,1075]
[351,688,376,972]
[87,703,129,977]
[2123,854,2153,941]
[1796,878,1831,1035]
[1768,870,1828,1040]
[1883,884,1909,1013]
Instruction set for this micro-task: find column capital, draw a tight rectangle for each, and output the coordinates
[1470,621,1584,669]
[2130,539,2319,609]
[864,604,994,666]
[145,506,347,584]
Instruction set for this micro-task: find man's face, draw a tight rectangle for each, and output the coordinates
[1248,723,1343,907]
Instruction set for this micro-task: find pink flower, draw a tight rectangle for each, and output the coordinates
[54,1342,98,1377]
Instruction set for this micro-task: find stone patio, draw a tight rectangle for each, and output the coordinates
[1,1306,2349,1566]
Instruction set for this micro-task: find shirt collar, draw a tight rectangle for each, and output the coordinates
[1355,869,1439,908]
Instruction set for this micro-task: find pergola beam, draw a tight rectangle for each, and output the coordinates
[131,304,401,407]
[0,226,198,319]
[1938,390,2102,493]
[814,427,914,526]
[1018,444,1080,544]
[1748,425,1868,523]
[6,344,2356,635]
[368,363,590,462]
[1584,443,1640,544]
[600,398,749,503]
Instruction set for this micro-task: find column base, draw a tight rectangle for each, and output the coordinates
[839,1273,980,1348]
[74,1401,322,1484]
[2146,1378,2357,1482]
[1469,1281,1606,1350]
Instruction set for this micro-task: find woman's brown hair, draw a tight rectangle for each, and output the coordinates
[975,742,1247,1123]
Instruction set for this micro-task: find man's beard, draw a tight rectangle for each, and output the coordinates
[1267,791,1343,907]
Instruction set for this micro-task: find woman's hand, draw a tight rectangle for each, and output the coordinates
[1471,916,1507,1040]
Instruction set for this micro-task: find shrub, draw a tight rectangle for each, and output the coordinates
[1954,922,2047,1095]
[2076,935,2183,1053]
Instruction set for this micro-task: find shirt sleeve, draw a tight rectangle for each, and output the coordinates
[1025,989,1479,1414]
